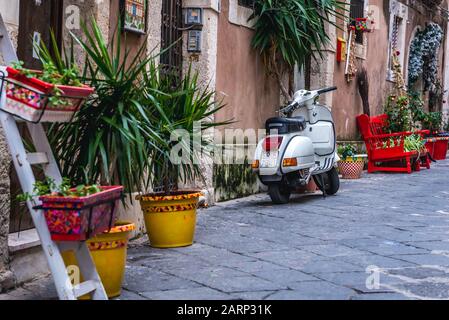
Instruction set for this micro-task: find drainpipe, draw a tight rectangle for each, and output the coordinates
[442,5,449,124]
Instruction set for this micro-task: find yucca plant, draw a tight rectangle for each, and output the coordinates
[141,65,233,194]
[249,0,346,101]
[44,19,231,195]
[46,20,165,193]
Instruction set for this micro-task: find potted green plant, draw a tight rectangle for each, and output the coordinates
[62,221,135,299]
[249,0,345,102]
[18,177,123,241]
[337,144,366,179]
[136,66,231,248]
[44,21,163,194]
[1,48,93,123]
[409,91,447,160]
[30,20,168,298]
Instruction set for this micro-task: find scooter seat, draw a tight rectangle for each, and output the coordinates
[266,116,307,134]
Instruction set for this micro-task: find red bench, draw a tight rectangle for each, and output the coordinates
[356,114,431,174]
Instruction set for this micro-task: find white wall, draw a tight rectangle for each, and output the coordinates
[0,0,19,26]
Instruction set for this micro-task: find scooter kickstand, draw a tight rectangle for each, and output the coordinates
[320,175,327,199]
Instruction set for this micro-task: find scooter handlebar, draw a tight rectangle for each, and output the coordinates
[317,86,338,95]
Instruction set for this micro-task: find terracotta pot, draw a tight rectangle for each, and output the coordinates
[338,159,364,179]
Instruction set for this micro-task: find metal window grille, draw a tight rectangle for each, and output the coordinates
[391,16,401,50]
[161,0,183,80]
[388,15,402,75]
[350,0,365,45]
[238,0,255,8]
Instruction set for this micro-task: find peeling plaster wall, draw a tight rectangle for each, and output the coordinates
[324,0,448,141]
[147,0,162,61]
[213,0,280,202]
[180,1,220,204]
[62,0,110,67]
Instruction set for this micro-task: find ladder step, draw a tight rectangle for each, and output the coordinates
[73,280,101,298]
[27,152,49,165]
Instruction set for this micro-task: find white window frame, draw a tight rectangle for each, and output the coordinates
[386,0,408,82]
[343,0,369,60]
[229,0,254,29]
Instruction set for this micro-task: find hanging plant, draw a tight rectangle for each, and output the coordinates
[407,23,443,90]
[248,0,346,102]
[408,31,424,85]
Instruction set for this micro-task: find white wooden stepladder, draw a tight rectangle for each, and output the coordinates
[0,13,108,300]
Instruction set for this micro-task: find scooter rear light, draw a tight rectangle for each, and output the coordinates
[263,136,283,151]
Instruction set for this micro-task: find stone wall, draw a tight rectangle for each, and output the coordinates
[62,0,110,67]
[180,0,221,204]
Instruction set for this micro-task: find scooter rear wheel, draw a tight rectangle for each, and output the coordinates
[268,184,291,204]
[313,167,340,195]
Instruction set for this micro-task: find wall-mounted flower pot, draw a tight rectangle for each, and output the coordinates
[338,156,365,179]
[38,186,124,241]
[1,67,93,123]
[137,191,202,248]
[62,222,135,299]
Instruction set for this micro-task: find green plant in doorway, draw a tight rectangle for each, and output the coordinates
[249,0,347,102]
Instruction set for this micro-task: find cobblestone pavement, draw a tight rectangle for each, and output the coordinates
[2,158,449,300]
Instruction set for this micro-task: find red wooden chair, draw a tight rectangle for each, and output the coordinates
[356,114,431,174]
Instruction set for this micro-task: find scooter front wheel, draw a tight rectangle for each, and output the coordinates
[313,167,340,195]
[268,184,291,204]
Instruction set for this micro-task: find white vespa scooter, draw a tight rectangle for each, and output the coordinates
[253,87,340,204]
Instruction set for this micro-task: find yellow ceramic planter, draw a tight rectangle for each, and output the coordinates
[137,191,202,248]
[62,222,135,299]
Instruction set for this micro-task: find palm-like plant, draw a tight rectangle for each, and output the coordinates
[44,19,231,195]
[141,65,233,194]
[47,20,164,193]
[249,0,346,101]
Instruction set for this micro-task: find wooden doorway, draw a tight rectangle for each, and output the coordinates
[9,0,63,233]
[17,0,63,69]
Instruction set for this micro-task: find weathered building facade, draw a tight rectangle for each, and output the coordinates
[308,0,449,140]
[1,0,449,291]
[0,0,281,290]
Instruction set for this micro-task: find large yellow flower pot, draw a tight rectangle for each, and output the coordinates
[62,222,135,299]
[137,191,202,248]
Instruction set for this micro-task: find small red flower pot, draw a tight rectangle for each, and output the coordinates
[338,159,365,179]
[38,186,124,241]
[426,138,449,160]
[1,67,93,123]
[433,139,448,160]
